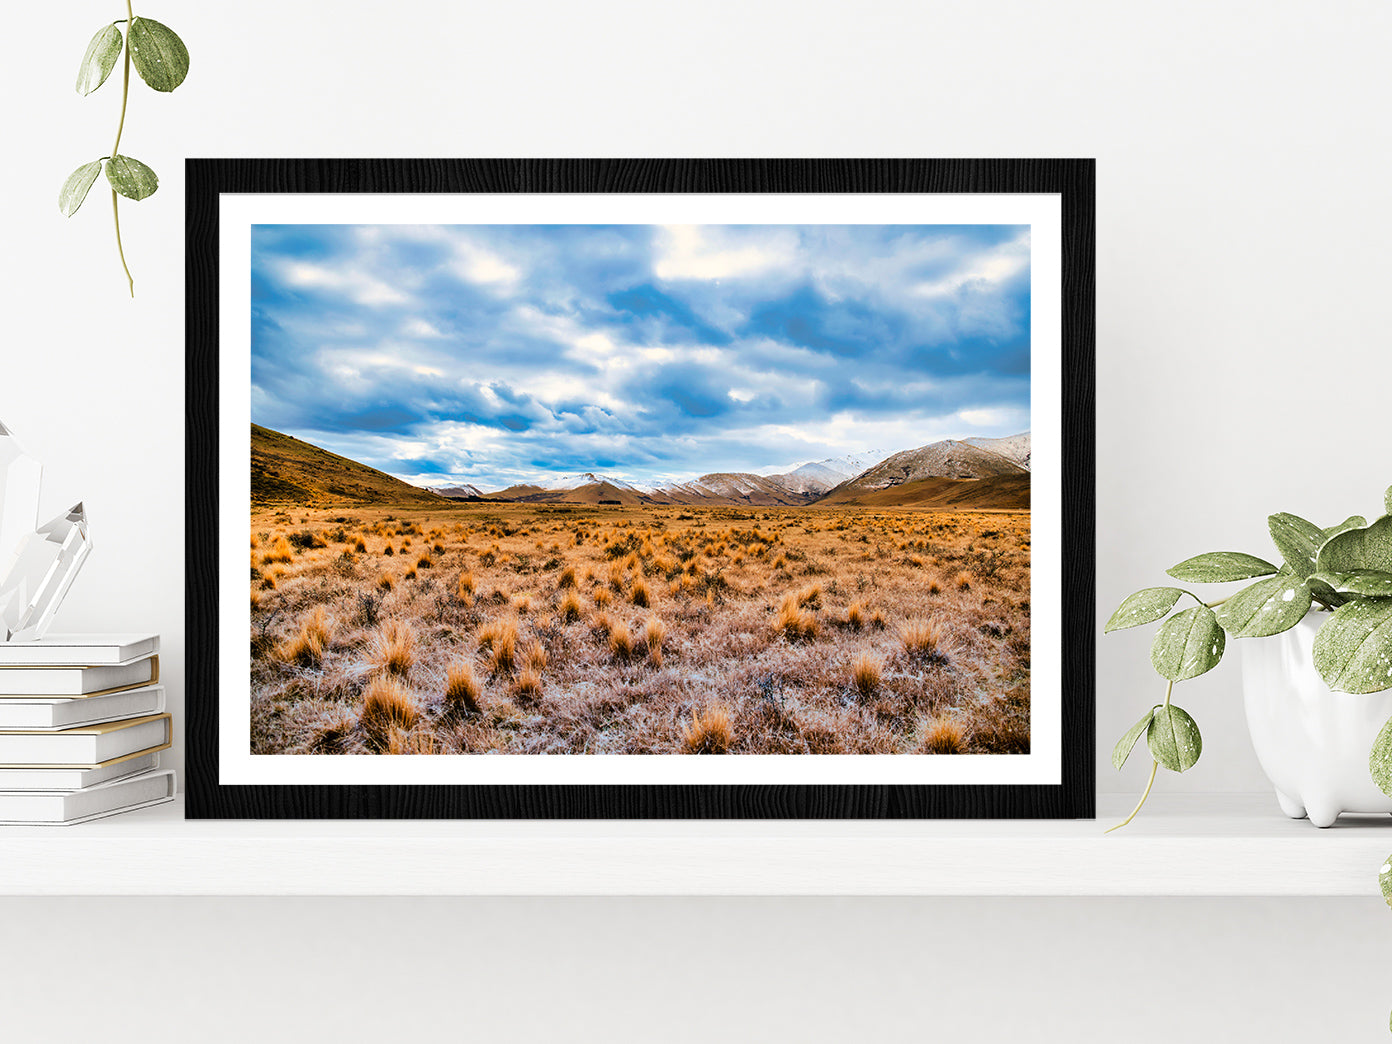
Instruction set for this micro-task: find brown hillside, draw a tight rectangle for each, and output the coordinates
[251,424,444,506]
[817,473,1030,510]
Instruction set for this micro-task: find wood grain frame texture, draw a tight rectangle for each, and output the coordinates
[185,158,1095,820]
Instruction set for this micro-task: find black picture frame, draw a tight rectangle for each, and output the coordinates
[186,157,1094,819]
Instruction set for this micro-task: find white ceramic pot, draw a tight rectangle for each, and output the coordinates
[1241,611,1392,827]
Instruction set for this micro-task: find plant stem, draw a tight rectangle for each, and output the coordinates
[111,0,135,297]
[1106,679,1175,832]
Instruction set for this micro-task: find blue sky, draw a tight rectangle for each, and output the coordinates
[250,223,1030,491]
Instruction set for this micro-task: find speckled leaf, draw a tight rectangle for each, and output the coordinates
[1146,704,1202,772]
[1370,719,1392,799]
[1150,606,1226,681]
[128,17,188,92]
[1267,513,1325,579]
[1318,514,1392,576]
[1166,551,1278,584]
[57,160,104,217]
[1308,570,1392,598]
[1313,599,1392,695]
[1105,588,1185,633]
[104,155,158,201]
[76,24,123,95]
[1305,573,1351,610]
[1112,708,1156,770]
[1215,575,1312,637]
[1324,516,1367,540]
[1386,487,1392,514]
[1380,849,1392,907]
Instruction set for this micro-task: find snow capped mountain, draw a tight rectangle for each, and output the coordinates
[431,483,486,498]
[963,432,1031,471]
[826,438,1028,499]
[547,472,645,492]
[764,450,894,494]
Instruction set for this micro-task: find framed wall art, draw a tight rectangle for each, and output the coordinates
[185,157,1095,818]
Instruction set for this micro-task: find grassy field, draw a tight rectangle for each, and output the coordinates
[249,503,1030,756]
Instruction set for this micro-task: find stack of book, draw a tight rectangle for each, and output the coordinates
[0,633,173,825]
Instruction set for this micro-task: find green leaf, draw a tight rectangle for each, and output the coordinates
[1105,588,1185,633]
[1380,848,1392,910]
[104,155,158,201]
[1371,718,1392,798]
[1325,515,1368,540]
[1150,606,1226,681]
[1166,551,1278,583]
[1306,573,1351,610]
[1146,704,1202,772]
[1215,575,1312,637]
[128,17,189,92]
[1112,708,1157,770]
[1312,598,1392,694]
[1386,486,1392,515]
[1267,513,1325,579]
[1308,570,1392,598]
[1317,514,1392,575]
[58,160,104,217]
[75,24,123,95]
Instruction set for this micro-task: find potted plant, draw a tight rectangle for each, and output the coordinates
[1106,482,1392,831]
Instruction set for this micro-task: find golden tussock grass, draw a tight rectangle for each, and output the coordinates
[457,570,477,598]
[478,618,519,674]
[851,652,882,699]
[644,616,666,667]
[372,619,416,677]
[377,574,394,593]
[403,566,418,580]
[559,587,584,622]
[796,584,822,609]
[608,620,636,660]
[354,538,368,553]
[921,716,966,754]
[261,535,293,565]
[512,668,543,701]
[774,595,818,642]
[683,702,733,754]
[631,576,651,608]
[444,661,484,714]
[870,609,887,630]
[593,587,614,610]
[416,555,432,570]
[845,601,865,630]
[280,607,332,667]
[523,641,549,673]
[955,571,972,591]
[901,618,948,662]
[359,674,419,735]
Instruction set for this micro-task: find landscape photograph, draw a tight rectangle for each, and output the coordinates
[247,222,1032,758]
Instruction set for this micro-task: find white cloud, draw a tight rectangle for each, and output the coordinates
[653,225,795,281]
[279,260,409,306]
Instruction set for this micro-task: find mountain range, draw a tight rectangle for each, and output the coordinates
[252,424,1030,510]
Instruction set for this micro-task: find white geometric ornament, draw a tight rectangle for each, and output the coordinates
[0,423,92,642]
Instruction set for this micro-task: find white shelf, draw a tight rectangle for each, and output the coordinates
[0,794,1388,896]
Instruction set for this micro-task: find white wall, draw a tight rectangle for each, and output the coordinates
[2,2,1389,1039]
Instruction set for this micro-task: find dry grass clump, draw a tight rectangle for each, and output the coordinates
[683,702,733,754]
[901,618,949,663]
[631,576,652,608]
[444,661,484,714]
[928,579,943,595]
[261,535,293,565]
[523,641,549,673]
[457,570,477,599]
[796,584,822,609]
[955,571,972,591]
[359,674,419,735]
[609,620,636,660]
[280,607,332,666]
[870,609,887,630]
[377,574,394,593]
[774,595,818,643]
[512,668,543,701]
[354,538,368,553]
[593,586,614,610]
[643,616,666,667]
[416,555,432,570]
[559,587,584,622]
[558,565,578,589]
[479,618,519,675]
[921,716,966,754]
[845,601,865,630]
[851,653,882,699]
[250,588,262,611]
[370,619,416,677]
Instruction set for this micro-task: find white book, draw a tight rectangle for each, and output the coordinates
[0,714,171,767]
[0,769,175,825]
[0,633,159,667]
[0,750,161,790]
[0,685,165,730]
[0,655,159,696]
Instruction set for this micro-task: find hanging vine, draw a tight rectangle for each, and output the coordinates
[59,5,189,297]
